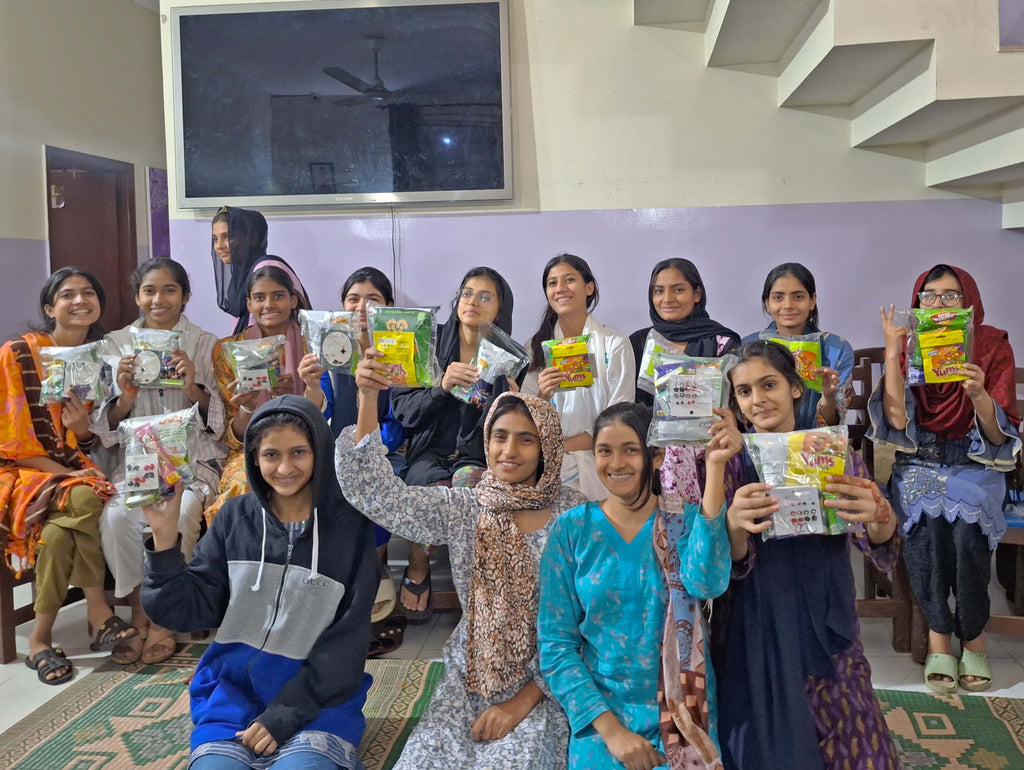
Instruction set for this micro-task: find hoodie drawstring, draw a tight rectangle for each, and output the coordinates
[309,506,320,580]
[251,507,267,591]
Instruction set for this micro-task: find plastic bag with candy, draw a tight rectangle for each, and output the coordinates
[648,353,736,446]
[758,331,823,392]
[905,307,973,386]
[743,425,850,538]
[451,323,530,407]
[299,309,360,374]
[39,343,105,404]
[637,330,677,396]
[130,327,184,387]
[542,334,594,389]
[117,405,198,509]
[224,335,286,393]
[367,303,440,388]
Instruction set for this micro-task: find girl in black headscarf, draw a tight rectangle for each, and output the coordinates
[211,207,312,335]
[390,266,520,620]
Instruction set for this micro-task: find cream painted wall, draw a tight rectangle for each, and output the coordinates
[0,0,165,242]
[161,0,959,221]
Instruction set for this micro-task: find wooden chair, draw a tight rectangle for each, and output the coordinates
[847,347,924,657]
[0,567,83,664]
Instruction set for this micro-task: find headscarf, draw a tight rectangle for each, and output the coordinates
[903,265,1018,440]
[463,392,564,696]
[436,268,515,372]
[212,207,268,318]
[632,259,740,363]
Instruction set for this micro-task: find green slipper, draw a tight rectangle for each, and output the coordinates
[958,649,992,692]
[924,653,958,694]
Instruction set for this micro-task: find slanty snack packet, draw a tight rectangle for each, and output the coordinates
[542,335,594,389]
[758,331,823,392]
[39,343,105,404]
[367,303,440,388]
[117,405,198,509]
[224,335,287,393]
[299,310,360,374]
[451,323,530,407]
[743,425,850,539]
[905,307,973,386]
[130,327,184,388]
[649,353,736,446]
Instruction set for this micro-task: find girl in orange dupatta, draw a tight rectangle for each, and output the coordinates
[0,268,134,685]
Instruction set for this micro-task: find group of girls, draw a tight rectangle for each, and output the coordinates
[0,200,1017,770]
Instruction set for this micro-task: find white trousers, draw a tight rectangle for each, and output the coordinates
[99,487,204,598]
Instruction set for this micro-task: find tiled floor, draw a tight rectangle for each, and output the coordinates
[2,553,1024,735]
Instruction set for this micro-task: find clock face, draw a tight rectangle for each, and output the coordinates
[133,350,162,385]
[322,330,353,368]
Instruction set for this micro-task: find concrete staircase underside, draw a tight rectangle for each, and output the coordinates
[635,0,1024,228]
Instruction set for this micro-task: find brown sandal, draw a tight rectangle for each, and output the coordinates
[141,626,177,665]
[111,629,148,665]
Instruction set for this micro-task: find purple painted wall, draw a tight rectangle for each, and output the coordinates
[0,238,50,338]
[167,197,1024,358]
[1000,0,1024,47]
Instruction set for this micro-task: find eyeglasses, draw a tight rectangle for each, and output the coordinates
[918,291,964,307]
[459,290,496,305]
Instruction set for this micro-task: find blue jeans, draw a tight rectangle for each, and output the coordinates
[190,752,342,770]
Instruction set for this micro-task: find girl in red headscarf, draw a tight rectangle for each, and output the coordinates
[873,265,1020,693]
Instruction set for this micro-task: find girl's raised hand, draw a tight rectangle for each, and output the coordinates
[140,483,183,552]
[115,353,140,398]
[880,305,909,356]
[228,380,262,414]
[727,482,776,535]
[61,392,93,438]
[536,366,566,401]
[817,367,841,400]
[823,474,892,524]
[960,362,987,401]
[354,348,393,394]
[297,352,325,390]
[706,407,742,465]
[441,361,480,393]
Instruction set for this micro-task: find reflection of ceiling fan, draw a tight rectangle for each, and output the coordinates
[324,36,393,106]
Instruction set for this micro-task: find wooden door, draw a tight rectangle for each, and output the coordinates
[46,147,137,332]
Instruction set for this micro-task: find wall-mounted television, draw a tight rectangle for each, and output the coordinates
[169,0,511,209]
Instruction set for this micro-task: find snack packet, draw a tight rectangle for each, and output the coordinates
[39,343,105,404]
[758,331,823,392]
[451,323,530,407]
[130,327,184,388]
[648,353,736,446]
[367,303,440,388]
[117,405,198,509]
[299,310,360,374]
[224,335,286,393]
[542,335,594,389]
[905,307,973,385]
[743,425,850,538]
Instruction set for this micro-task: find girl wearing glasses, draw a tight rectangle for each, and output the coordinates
[390,267,520,621]
[875,265,1019,693]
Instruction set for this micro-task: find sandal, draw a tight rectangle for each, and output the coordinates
[958,649,993,692]
[368,615,407,658]
[111,629,147,665]
[924,653,959,694]
[141,625,178,665]
[89,615,138,652]
[401,566,433,624]
[26,646,74,685]
[372,564,398,624]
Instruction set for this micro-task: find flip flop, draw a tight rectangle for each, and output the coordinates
[89,615,138,652]
[371,565,398,624]
[401,567,433,624]
[924,653,958,694]
[26,646,74,685]
[368,615,407,658]
[958,649,992,692]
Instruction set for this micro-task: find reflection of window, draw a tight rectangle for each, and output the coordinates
[1000,0,1024,49]
[309,163,336,194]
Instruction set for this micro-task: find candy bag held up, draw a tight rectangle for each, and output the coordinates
[131,327,184,388]
[117,404,198,509]
[743,425,850,538]
[367,303,440,388]
[648,353,736,446]
[905,307,973,386]
[224,335,287,393]
[759,331,823,392]
[542,335,594,389]
[39,343,105,404]
[299,310,360,374]
[451,322,530,407]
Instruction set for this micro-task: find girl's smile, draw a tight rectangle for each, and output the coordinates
[545,263,593,318]
[766,274,816,336]
[488,411,541,486]
[731,359,803,433]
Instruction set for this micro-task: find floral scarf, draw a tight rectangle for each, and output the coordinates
[464,392,564,696]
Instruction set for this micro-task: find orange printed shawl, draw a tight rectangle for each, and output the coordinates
[0,332,113,575]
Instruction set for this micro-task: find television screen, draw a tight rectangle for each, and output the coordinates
[170,0,511,209]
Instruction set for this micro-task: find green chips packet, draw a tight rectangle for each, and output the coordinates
[367,303,440,388]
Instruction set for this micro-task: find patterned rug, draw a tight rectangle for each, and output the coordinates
[0,644,443,770]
